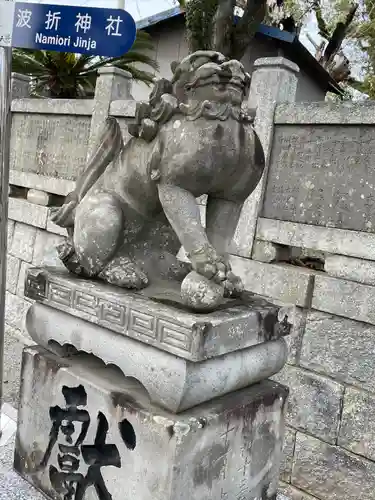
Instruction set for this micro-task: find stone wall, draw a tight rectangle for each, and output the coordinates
[228,64,375,499]
[3,68,136,404]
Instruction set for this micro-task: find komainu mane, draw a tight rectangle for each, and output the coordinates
[51,50,265,311]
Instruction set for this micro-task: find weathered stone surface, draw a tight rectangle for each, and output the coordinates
[9,170,75,197]
[10,113,91,181]
[26,189,51,207]
[16,261,31,297]
[279,482,319,500]
[5,292,29,331]
[12,98,93,115]
[275,305,307,365]
[232,57,298,258]
[262,123,375,233]
[325,254,375,285]
[280,427,296,483]
[2,324,34,406]
[109,100,137,117]
[7,220,14,249]
[273,365,343,443]
[11,72,30,98]
[32,230,64,267]
[15,346,288,500]
[275,101,375,125]
[89,67,133,156]
[8,199,48,229]
[180,271,224,311]
[230,256,315,307]
[257,218,375,262]
[10,222,36,263]
[46,219,67,236]
[252,240,291,263]
[26,302,288,413]
[24,267,290,363]
[6,255,21,294]
[300,311,375,392]
[51,53,266,310]
[312,274,375,325]
[292,433,375,500]
[339,387,375,461]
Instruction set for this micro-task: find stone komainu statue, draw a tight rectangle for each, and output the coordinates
[51,51,265,311]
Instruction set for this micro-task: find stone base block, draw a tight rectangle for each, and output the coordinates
[15,346,288,500]
[26,302,288,413]
[24,267,290,362]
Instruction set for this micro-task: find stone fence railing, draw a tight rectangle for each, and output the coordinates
[6,58,375,500]
[5,67,136,349]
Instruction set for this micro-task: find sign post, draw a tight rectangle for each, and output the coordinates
[0,44,12,439]
[0,0,136,436]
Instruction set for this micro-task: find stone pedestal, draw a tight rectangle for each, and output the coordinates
[14,267,291,500]
[15,346,287,500]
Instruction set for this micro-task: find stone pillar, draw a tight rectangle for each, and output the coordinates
[11,73,30,98]
[231,57,299,258]
[14,266,291,500]
[88,66,133,156]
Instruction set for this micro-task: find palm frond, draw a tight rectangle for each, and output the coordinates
[120,64,156,85]
[11,29,158,98]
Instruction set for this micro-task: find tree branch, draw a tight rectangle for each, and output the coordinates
[212,0,236,56]
[231,0,267,60]
[323,3,358,65]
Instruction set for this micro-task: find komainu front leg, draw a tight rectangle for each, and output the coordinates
[158,184,234,311]
[158,184,226,284]
[206,196,244,297]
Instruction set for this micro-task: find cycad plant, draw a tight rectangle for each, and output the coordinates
[12,30,158,98]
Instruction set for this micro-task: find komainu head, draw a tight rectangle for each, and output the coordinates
[128,50,251,142]
[172,51,251,106]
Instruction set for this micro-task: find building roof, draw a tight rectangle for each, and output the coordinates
[136,7,342,96]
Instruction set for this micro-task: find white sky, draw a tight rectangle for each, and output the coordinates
[21,0,181,23]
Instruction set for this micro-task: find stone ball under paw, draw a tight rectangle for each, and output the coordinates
[181,271,224,312]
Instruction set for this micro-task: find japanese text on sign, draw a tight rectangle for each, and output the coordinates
[9,3,136,57]
[15,7,124,52]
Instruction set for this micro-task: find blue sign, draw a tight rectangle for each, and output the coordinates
[11,2,137,57]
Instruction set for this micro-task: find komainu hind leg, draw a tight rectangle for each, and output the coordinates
[58,192,148,289]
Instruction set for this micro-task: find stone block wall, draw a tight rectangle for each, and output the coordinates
[232,252,375,500]
[228,75,375,498]
[3,68,136,404]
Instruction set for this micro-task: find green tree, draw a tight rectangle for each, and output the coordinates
[179,0,372,96]
[177,0,268,60]
[12,30,158,98]
[346,0,375,97]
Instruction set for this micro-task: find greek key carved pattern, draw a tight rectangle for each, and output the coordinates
[129,310,157,340]
[74,291,98,316]
[48,282,73,307]
[46,280,192,354]
[158,319,192,352]
[100,300,127,328]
